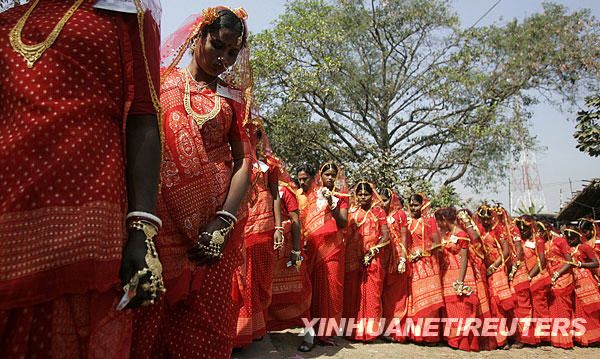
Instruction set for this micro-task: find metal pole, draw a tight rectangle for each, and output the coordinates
[569,178,573,194]
[508,177,512,216]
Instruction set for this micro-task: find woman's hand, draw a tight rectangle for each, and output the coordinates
[290,249,302,269]
[119,229,157,309]
[273,229,284,250]
[188,217,232,266]
[397,256,407,273]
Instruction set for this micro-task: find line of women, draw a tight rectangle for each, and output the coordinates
[2,2,599,358]
[261,172,600,352]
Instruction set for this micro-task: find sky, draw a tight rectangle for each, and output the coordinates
[161,1,599,214]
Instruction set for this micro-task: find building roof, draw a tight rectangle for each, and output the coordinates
[557,178,600,222]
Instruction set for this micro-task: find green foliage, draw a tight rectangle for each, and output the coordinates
[251,0,599,192]
[516,202,545,216]
[574,95,600,157]
[0,0,23,12]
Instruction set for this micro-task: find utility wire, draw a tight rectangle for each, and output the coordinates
[469,0,503,29]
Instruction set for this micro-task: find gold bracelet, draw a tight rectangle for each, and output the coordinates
[124,220,166,304]
[196,224,233,260]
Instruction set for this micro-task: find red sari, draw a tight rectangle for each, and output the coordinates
[382,208,409,342]
[440,230,479,351]
[0,2,159,357]
[571,243,600,346]
[301,187,348,340]
[267,184,312,331]
[480,224,513,347]
[546,235,575,349]
[343,205,387,341]
[406,216,444,343]
[586,231,600,279]
[130,68,251,358]
[235,160,278,346]
[522,236,551,343]
[504,225,536,345]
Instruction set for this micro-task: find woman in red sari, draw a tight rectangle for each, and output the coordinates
[473,205,513,348]
[580,218,600,280]
[235,122,283,346]
[343,181,390,342]
[515,217,551,344]
[563,227,600,346]
[545,226,575,348]
[0,1,162,357]
[457,209,496,350]
[267,168,311,331]
[406,193,444,344]
[496,207,536,348]
[299,161,349,351]
[435,207,480,351]
[130,7,252,358]
[380,188,409,343]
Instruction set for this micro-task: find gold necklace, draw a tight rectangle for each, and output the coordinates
[354,205,373,227]
[9,0,85,68]
[183,69,221,128]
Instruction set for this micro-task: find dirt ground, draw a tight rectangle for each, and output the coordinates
[232,329,600,359]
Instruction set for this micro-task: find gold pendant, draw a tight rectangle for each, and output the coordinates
[9,0,85,68]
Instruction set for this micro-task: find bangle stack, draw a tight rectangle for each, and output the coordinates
[127,211,162,229]
[216,210,238,224]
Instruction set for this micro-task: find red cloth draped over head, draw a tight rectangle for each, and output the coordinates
[350,180,382,208]
[387,190,403,213]
[301,162,350,239]
[381,188,407,272]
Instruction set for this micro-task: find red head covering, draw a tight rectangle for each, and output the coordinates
[381,187,403,214]
[159,6,253,123]
[351,180,382,208]
[472,204,499,230]
[308,161,350,197]
[408,192,431,219]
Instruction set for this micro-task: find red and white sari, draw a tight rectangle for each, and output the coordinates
[0,1,160,357]
[131,68,251,358]
[301,180,349,341]
[343,205,387,341]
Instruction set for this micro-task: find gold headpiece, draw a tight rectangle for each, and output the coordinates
[232,7,248,21]
[355,180,372,193]
[201,7,220,27]
[536,221,547,232]
[319,161,336,174]
[562,228,582,238]
[476,205,493,219]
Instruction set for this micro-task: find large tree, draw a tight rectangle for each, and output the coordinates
[574,95,600,157]
[0,0,22,12]
[251,0,599,188]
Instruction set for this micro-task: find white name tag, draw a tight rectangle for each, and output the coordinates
[257,160,269,173]
[217,84,243,103]
[524,240,536,249]
[93,0,137,13]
